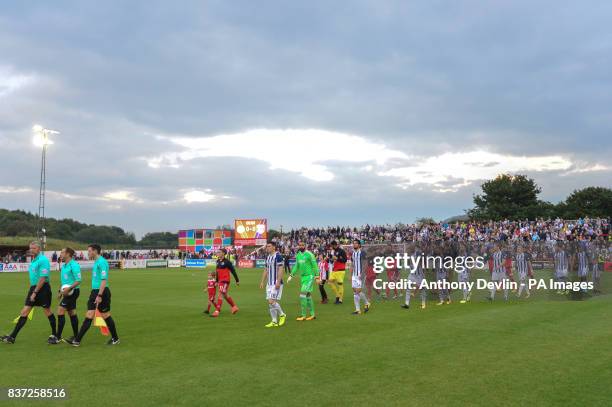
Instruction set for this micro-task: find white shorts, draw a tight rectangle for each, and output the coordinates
[351,275,363,289]
[492,271,506,282]
[578,268,588,278]
[518,272,528,281]
[266,284,283,301]
[555,269,568,279]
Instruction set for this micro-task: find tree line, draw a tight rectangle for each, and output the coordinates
[468,175,611,220]
[0,209,177,248]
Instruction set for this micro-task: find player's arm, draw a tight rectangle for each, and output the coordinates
[228,261,239,285]
[260,268,268,289]
[276,261,284,288]
[290,260,298,278]
[309,253,319,280]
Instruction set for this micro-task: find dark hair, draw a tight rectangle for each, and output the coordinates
[218,248,227,255]
[88,244,102,254]
[64,247,75,258]
[353,239,361,246]
[331,240,338,246]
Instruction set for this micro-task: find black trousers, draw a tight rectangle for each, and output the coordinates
[319,280,328,300]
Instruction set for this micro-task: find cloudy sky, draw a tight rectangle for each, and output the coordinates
[1,1,610,237]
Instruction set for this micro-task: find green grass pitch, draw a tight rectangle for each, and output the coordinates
[1,267,610,406]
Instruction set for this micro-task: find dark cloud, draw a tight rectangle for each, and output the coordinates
[0,0,610,236]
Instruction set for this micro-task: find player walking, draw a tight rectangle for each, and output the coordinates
[515,245,533,298]
[56,248,82,343]
[211,248,240,317]
[203,271,217,314]
[457,246,471,304]
[402,245,427,310]
[317,253,329,304]
[553,243,569,295]
[488,242,508,301]
[328,241,347,304]
[72,244,120,346]
[259,243,287,328]
[435,253,451,306]
[575,243,590,288]
[289,242,319,321]
[350,239,370,315]
[2,241,59,345]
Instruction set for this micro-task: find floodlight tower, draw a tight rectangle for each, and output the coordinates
[32,125,58,250]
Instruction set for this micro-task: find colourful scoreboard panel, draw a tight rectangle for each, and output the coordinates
[178,229,233,253]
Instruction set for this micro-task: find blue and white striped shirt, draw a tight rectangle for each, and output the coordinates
[577,252,589,274]
[266,252,284,286]
[492,250,504,273]
[554,250,568,271]
[352,249,363,278]
[515,253,530,276]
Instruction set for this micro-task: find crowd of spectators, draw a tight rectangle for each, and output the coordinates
[2,218,609,264]
[276,218,609,249]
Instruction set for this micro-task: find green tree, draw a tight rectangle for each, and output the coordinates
[556,187,612,218]
[468,174,553,220]
[139,232,178,248]
[415,217,436,225]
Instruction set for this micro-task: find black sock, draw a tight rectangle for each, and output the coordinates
[76,317,92,342]
[57,315,66,338]
[48,314,57,337]
[104,316,119,340]
[70,315,79,337]
[10,316,27,338]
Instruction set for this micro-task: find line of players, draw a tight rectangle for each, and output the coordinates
[2,242,120,346]
[205,239,607,327]
[363,240,606,308]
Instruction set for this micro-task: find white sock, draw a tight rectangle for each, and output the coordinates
[268,303,277,323]
[359,292,369,305]
[405,289,411,305]
[490,288,495,299]
[518,283,524,296]
[463,288,469,300]
[275,303,285,316]
[354,293,360,311]
[421,290,427,304]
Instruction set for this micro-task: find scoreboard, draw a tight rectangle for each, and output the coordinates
[234,219,267,246]
[178,229,233,253]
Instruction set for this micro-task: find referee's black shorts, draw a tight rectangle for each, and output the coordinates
[24,283,52,308]
[59,288,80,311]
[87,289,111,313]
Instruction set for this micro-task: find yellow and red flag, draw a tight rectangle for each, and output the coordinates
[94,309,110,336]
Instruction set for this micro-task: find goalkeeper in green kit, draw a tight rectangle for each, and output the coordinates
[288,241,319,321]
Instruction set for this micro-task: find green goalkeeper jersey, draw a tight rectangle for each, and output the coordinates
[291,250,318,278]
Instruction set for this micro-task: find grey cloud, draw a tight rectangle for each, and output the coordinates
[0,0,611,236]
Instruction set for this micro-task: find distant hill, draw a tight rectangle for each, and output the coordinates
[0,209,177,248]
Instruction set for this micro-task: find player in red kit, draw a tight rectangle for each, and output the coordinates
[203,271,217,314]
[385,264,399,299]
[365,262,380,300]
[211,248,240,317]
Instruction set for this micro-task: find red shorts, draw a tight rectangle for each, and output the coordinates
[218,281,230,295]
